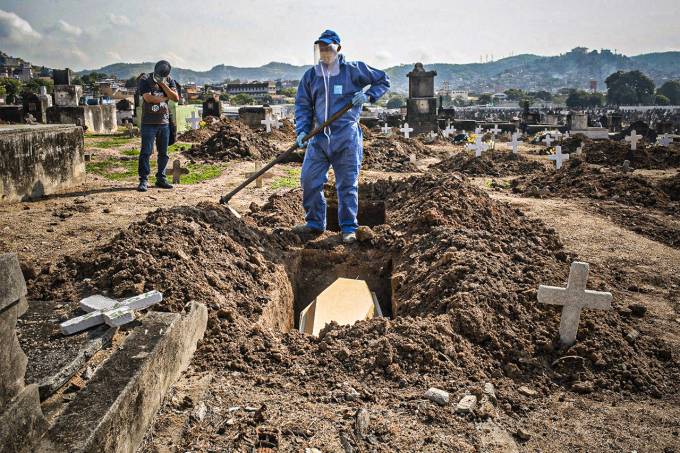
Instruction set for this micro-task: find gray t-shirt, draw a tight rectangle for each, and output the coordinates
[138,76,176,125]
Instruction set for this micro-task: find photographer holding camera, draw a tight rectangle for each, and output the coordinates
[136,60,179,192]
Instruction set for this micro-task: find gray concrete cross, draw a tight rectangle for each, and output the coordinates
[537,262,612,346]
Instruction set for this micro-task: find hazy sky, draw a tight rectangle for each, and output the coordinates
[1,0,679,71]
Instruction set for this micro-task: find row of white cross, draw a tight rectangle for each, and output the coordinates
[185,111,284,133]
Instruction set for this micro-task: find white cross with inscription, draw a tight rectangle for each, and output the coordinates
[400,123,414,139]
[510,132,523,154]
[381,123,391,135]
[659,134,672,147]
[542,134,554,147]
[186,111,200,130]
[538,261,612,346]
[466,135,488,157]
[60,290,163,335]
[547,145,570,169]
[261,116,275,133]
[625,130,641,150]
[490,124,501,137]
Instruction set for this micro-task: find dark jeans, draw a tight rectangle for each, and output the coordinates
[139,124,170,182]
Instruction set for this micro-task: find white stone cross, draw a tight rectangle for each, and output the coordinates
[547,145,570,170]
[563,131,571,140]
[400,123,414,139]
[466,135,488,157]
[442,124,456,138]
[659,134,672,147]
[537,261,612,346]
[490,124,501,137]
[271,117,282,130]
[575,145,583,156]
[261,116,275,133]
[625,130,641,150]
[186,111,200,130]
[542,134,554,147]
[474,126,484,135]
[510,132,523,154]
[381,123,391,135]
[554,130,563,142]
[427,131,437,141]
[60,290,163,335]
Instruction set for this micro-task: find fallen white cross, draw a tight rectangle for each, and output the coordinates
[400,122,414,139]
[547,145,569,170]
[625,130,641,150]
[537,262,612,346]
[60,290,163,335]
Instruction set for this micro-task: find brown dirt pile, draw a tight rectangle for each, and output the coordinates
[176,116,222,143]
[183,118,278,162]
[510,159,674,209]
[262,118,296,142]
[585,141,680,169]
[433,150,547,177]
[27,174,678,413]
[362,135,436,172]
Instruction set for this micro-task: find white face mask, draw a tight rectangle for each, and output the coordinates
[315,43,339,66]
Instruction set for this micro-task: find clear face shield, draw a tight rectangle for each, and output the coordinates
[314,42,340,77]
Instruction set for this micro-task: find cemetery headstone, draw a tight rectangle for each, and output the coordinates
[625,130,641,151]
[542,134,554,147]
[537,261,612,346]
[400,123,414,139]
[510,132,523,154]
[547,145,569,170]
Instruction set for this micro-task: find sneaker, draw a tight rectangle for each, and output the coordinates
[155,179,173,189]
[137,180,148,192]
[291,224,324,235]
[342,232,357,244]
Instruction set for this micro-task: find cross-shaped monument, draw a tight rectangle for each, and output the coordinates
[490,124,501,137]
[381,123,391,135]
[659,134,672,147]
[400,123,414,139]
[510,132,523,154]
[537,261,612,346]
[474,126,484,135]
[547,145,570,170]
[625,130,641,150]
[261,116,276,133]
[466,136,488,157]
[60,290,163,335]
[186,111,200,130]
[542,134,554,147]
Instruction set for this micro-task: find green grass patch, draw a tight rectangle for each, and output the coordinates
[88,136,135,149]
[270,168,301,190]
[121,149,140,156]
[168,143,190,154]
[86,158,138,181]
[182,163,227,184]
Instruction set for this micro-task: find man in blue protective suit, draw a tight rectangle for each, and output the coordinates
[294,29,390,243]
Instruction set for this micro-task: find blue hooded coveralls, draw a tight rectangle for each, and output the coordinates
[295,54,390,233]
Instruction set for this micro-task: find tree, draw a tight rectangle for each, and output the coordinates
[231,93,254,105]
[24,78,53,94]
[219,93,230,102]
[504,88,524,101]
[124,76,138,88]
[657,80,680,105]
[655,94,670,106]
[566,90,604,108]
[605,70,655,106]
[386,96,405,109]
[279,87,296,97]
[477,93,492,105]
[532,90,553,102]
[0,78,22,103]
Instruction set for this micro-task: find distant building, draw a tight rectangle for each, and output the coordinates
[226,81,276,99]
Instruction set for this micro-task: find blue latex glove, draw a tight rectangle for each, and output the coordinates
[352,92,370,107]
[296,132,307,148]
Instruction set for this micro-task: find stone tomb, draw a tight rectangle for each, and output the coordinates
[299,278,382,336]
[405,63,438,135]
[0,124,85,203]
[0,253,48,452]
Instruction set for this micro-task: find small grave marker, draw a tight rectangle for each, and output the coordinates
[245,162,265,188]
[625,130,641,150]
[466,135,488,157]
[260,116,275,133]
[380,123,391,135]
[172,159,189,184]
[490,124,501,136]
[537,262,612,346]
[186,111,200,130]
[510,132,523,154]
[547,145,569,170]
[659,134,672,147]
[474,126,484,135]
[542,134,554,147]
[400,123,414,139]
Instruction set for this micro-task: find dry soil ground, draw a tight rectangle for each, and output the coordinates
[2,128,679,452]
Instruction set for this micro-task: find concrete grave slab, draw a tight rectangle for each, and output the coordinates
[41,302,208,453]
[299,278,380,336]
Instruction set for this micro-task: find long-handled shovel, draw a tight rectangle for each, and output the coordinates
[219,102,354,205]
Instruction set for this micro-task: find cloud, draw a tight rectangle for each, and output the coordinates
[374,50,393,65]
[107,13,131,26]
[106,51,122,61]
[56,19,82,36]
[0,9,41,43]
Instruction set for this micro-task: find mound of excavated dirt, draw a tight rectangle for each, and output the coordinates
[261,118,296,143]
[585,141,680,169]
[176,116,223,143]
[659,172,680,201]
[433,150,547,177]
[183,119,278,162]
[362,135,436,172]
[511,159,673,209]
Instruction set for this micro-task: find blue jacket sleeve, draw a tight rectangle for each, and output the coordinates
[351,62,390,102]
[294,71,314,136]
